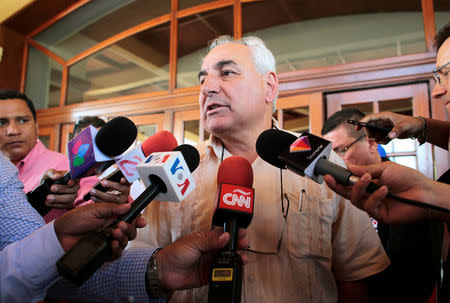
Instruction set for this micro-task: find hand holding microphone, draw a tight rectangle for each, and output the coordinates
[256,129,450,215]
[26,116,137,216]
[208,156,255,303]
[56,139,200,285]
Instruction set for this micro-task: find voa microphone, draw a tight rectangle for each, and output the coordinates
[208,156,255,303]
[83,130,178,201]
[56,144,200,285]
[26,116,137,216]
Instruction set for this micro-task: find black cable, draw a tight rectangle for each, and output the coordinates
[387,193,450,214]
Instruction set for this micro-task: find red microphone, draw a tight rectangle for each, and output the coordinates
[209,156,255,303]
[212,156,255,238]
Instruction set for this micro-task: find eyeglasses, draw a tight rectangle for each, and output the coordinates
[432,61,450,85]
[335,134,366,156]
[244,169,289,256]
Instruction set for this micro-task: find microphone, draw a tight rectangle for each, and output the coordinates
[56,144,200,285]
[26,117,137,216]
[256,129,378,190]
[208,156,255,303]
[83,130,178,201]
[256,129,450,214]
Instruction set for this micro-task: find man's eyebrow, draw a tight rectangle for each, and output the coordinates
[198,70,206,80]
[215,59,237,70]
[198,60,238,81]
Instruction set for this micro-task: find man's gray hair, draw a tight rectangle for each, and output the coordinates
[207,35,279,112]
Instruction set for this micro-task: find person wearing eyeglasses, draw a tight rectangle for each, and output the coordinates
[357,22,450,155]
[130,36,390,303]
[322,108,443,303]
[330,21,450,303]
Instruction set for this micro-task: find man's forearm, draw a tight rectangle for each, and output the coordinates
[424,118,450,150]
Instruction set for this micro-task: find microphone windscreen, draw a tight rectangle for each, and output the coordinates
[141,130,178,157]
[95,117,137,157]
[173,144,200,173]
[256,129,297,169]
[217,156,253,187]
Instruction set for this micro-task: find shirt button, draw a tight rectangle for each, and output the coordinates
[247,275,254,283]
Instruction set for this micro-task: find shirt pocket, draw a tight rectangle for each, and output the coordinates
[284,188,333,260]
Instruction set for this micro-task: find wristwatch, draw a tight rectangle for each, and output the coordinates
[146,248,168,297]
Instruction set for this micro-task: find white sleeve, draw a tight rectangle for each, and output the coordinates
[0,221,65,303]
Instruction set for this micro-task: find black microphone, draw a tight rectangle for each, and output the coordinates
[26,117,137,216]
[256,129,379,191]
[208,156,255,303]
[56,144,200,285]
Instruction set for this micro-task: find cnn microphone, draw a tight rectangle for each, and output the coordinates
[255,129,378,190]
[26,116,137,216]
[208,156,255,303]
[83,130,178,201]
[56,144,200,285]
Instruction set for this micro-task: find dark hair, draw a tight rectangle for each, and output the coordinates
[321,108,365,138]
[0,89,36,121]
[72,116,106,138]
[434,22,450,51]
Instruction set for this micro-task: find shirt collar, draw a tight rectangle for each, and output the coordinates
[16,139,45,169]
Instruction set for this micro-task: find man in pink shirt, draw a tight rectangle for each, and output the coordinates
[0,89,130,222]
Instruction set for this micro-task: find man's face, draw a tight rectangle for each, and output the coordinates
[432,37,450,114]
[0,98,38,164]
[323,124,379,166]
[198,43,269,136]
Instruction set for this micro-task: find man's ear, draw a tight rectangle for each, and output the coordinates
[264,71,278,104]
[367,137,378,153]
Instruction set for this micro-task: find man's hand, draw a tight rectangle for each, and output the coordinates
[359,112,424,142]
[41,169,80,209]
[54,203,147,260]
[324,161,450,224]
[89,177,131,204]
[156,228,248,291]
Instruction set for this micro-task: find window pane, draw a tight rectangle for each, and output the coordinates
[39,135,50,148]
[282,106,309,133]
[34,0,170,60]
[177,6,233,88]
[242,0,426,73]
[137,124,158,142]
[67,22,170,104]
[179,0,215,10]
[25,46,62,109]
[342,103,373,115]
[183,120,210,145]
[390,156,417,170]
[435,1,450,33]
[384,138,416,153]
[379,99,413,115]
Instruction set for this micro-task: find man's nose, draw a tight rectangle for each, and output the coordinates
[431,82,447,100]
[201,74,221,96]
[6,121,21,136]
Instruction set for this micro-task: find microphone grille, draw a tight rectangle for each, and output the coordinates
[256,129,297,169]
[141,130,178,156]
[173,144,200,172]
[217,156,253,187]
[95,117,137,157]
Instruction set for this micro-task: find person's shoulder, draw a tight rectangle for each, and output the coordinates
[0,152,19,185]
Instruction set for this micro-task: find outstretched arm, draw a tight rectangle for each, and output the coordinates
[324,161,450,224]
